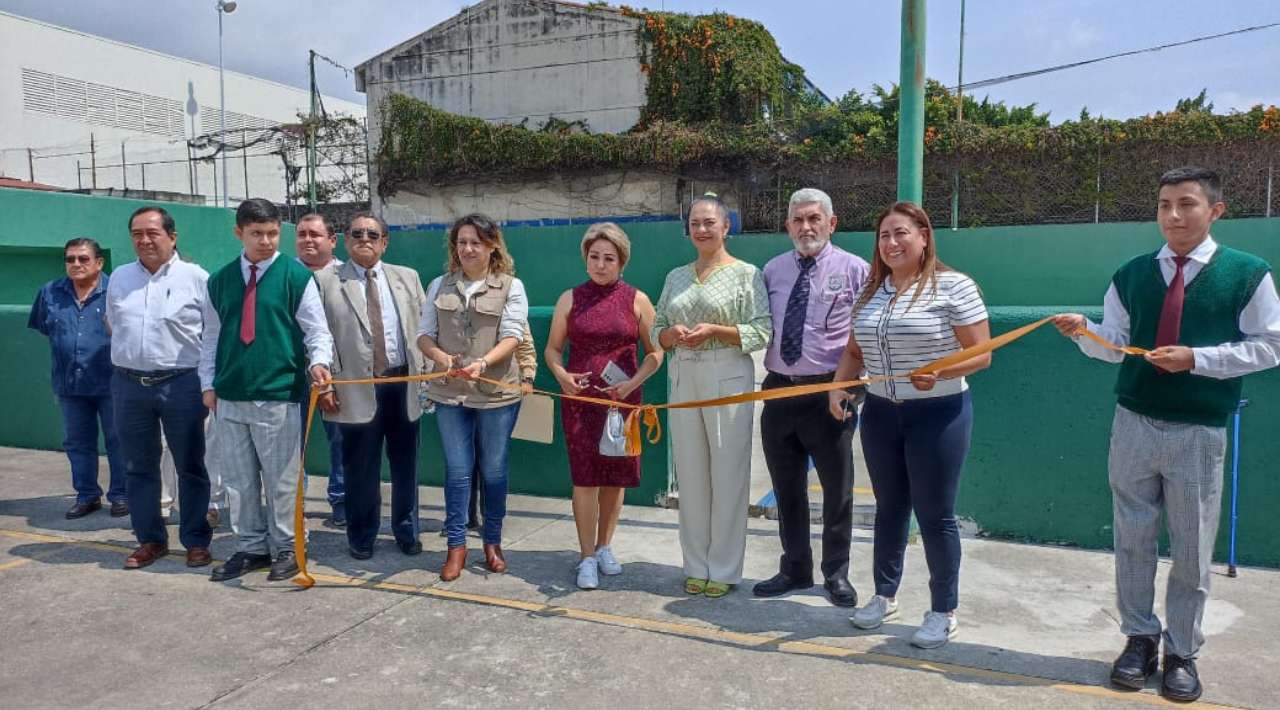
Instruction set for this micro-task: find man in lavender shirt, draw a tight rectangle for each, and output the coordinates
[753,188,869,607]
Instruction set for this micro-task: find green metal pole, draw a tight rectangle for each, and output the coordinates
[897,0,926,205]
[307,50,318,209]
[951,0,964,229]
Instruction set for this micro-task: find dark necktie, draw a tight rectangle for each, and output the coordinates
[780,256,816,366]
[239,264,257,345]
[366,269,390,375]
[1155,255,1190,349]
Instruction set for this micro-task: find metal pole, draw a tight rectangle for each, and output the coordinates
[218,5,229,208]
[213,158,219,204]
[90,133,97,189]
[141,162,147,191]
[1267,160,1273,218]
[121,141,127,190]
[76,160,82,190]
[307,49,319,209]
[1228,398,1248,577]
[897,0,926,204]
[188,142,196,196]
[242,128,249,199]
[27,148,34,183]
[950,0,964,230]
[1094,122,1103,223]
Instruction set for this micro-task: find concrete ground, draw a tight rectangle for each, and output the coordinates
[1,444,1276,710]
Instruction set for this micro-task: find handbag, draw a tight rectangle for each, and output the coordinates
[598,407,629,457]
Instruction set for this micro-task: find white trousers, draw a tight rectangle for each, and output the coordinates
[160,414,224,515]
[668,348,756,584]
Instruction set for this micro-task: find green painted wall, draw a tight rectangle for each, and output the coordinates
[3,188,1278,564]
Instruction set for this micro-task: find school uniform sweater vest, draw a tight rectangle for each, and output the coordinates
[1112,246,1270,426]
[208,257,314,402]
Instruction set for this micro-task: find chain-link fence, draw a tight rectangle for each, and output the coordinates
[733,137,1279,232]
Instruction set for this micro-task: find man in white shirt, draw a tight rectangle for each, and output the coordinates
[107,206,213,570]
[1053,167,1280,702]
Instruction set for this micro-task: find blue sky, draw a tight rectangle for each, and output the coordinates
[2,0,1276,123]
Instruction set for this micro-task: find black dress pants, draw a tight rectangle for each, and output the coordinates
[760,372,856,581]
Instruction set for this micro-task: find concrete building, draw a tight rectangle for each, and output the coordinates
[0,10,364,206]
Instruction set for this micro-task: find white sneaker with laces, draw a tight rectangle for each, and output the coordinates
[850,595,899,630]
[911,610,958,649]
[595,545,622,576]
[576,556,600,590]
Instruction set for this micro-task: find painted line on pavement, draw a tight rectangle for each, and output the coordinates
[0,527,1242,709]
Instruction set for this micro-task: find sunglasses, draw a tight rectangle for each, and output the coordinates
[348,229,383,240]
[64,255,96,264]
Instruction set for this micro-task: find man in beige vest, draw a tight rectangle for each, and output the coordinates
[314,213,428,560]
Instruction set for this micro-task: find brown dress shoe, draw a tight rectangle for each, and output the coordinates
[440,546,467,581]
[483,543,507,574]
[124,542,169,569]
[186,547,212,567]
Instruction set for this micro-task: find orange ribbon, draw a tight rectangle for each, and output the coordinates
[291,314,1139,588]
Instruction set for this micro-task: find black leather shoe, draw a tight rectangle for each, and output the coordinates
[1110,634,1160,690]
[398,540,423,556]
[65,500,102,519]
[1160,653,1202,702]
[109,501,129,517]
[349,546,373,560]
[823,577,859,607]
[266,551,299,581]
[752,572,814,597]
[330,502,347,528]
[210,552,272,582]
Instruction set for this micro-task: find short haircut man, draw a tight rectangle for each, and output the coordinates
[1054,166,1280,701]
[754,188,870,607]
[200,197,334,582]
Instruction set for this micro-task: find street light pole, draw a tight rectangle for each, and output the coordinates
[897,0,926,205]
[216,0,237,208]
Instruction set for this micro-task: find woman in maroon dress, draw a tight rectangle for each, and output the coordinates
[545,223,664,590]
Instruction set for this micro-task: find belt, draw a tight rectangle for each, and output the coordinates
[766,371,836,386]
[115,367,195,387]
[376,365,409,377]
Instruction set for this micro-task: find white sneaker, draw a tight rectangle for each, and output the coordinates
[850,595,899,630]
[911,611,958,649]
[576,556,599,590]
[595,545,622,576]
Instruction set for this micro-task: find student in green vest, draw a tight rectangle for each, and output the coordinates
[1052,167,1280,702]
[199,198,334,583]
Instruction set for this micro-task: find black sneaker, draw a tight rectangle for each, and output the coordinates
[1160,653,1202,702]
[266,551,300,581]
[210,551,272,582]
[1110,634,1159,690]
[330,502,347,528]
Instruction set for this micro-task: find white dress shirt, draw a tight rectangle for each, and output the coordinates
[1074,235,1280,378]
[106,253,208,371]
[349,260,407,369]
[418,274,529,342]
[198,252,333,392]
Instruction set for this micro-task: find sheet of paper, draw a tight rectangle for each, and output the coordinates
[511,393,555,444]
[600,360,629,387]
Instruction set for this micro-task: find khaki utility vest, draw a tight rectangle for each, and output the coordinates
[427,270,520,408]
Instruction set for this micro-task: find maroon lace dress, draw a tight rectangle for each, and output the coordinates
[561,279,642,487]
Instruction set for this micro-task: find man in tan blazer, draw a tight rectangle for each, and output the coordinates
[314,212,428,559]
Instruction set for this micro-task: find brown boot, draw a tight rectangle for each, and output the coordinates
[483,543,507,574]
[440,546,467,581]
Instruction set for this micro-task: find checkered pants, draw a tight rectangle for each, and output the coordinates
[216,399,303,556]
[1108,404,1225,659]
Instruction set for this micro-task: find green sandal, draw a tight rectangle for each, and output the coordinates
[703,581,732,598]
[684,577,707,595]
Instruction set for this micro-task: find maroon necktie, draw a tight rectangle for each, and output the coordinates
[240,264,258,345]
[1153,256,1189,361]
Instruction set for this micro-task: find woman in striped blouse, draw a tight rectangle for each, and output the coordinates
[828,201,991,649]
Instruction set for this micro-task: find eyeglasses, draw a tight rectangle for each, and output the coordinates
[64,255,95,264]
[348,229,383,240]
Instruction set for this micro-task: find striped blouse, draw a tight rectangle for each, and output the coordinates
[852,270,988,401]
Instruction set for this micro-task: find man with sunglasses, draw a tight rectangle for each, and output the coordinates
[29,237,127,519]
[314,213,428,560]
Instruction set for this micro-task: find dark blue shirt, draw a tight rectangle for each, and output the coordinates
[28,275,113,397]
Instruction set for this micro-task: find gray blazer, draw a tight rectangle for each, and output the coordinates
[315,260,428,424]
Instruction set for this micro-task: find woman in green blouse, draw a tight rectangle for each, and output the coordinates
[652,194,772,598]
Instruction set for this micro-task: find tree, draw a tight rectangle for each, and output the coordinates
[1174,89,1214,114]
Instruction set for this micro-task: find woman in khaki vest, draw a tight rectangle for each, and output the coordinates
[417,214,529,581]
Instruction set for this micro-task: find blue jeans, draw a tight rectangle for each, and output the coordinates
[323,420,345,506]
[57,394,126,504]
[111,370,211,549]
[435,402,520,548]
[860,391,972,613]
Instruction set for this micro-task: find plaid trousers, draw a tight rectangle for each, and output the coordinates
[1108,404,1225,659]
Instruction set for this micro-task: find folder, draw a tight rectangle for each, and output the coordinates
[512,393,555,444]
